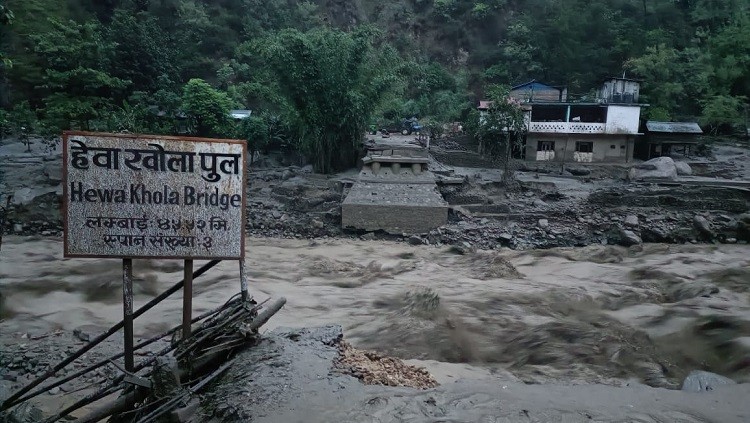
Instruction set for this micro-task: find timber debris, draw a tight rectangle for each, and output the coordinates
[0,264,286,422]
[335,341,439,389]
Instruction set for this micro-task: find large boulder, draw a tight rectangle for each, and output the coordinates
[567,166,591,176]
[618,229,642,246]
[624,214,639,227]
[628,157,678,181]
[693,215,714,239]
[674,161,693,176]
[681,370,735,393]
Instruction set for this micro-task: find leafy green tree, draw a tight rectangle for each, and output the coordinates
[0,4,15,109]
[690,0,744,29]
[0,4,14,69]
[4,0,750,151]
[475,85,526,183]
[256,27,399,173]
[8,101,37,151]
[626,44,692,117]
[700,95,747,133]
[32,19,128,130]
[107,92,154,133]
[0,109,9,139]
[238,115,272,165]
[627,11,749,127]
[704,16,750,98]
[396,60,470,125]
[181,78,234,138]
[470,3,491,20]
[242,0,322,35]
[106,9,177,93]
[489,20,542,84]
[433,0,459,20]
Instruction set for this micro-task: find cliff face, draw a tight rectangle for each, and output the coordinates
[315,0,508,67]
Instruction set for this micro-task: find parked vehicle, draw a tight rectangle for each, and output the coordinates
[376,118,422,136]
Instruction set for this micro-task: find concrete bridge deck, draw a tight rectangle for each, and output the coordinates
[342,138,447,234]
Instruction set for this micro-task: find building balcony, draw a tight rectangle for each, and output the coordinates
[529,122,607,134]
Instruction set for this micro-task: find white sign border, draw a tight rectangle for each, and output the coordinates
[62,131,247,260]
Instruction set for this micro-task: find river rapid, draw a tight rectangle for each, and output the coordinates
[1,235,749,388]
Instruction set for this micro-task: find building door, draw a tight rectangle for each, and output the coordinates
[536,141,555,161]
[574,141,593,162]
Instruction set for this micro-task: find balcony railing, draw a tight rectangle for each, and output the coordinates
[529,122,606,134]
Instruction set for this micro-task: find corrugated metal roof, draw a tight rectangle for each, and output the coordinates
[511,80,559,91]
[230,109,252,119]
[604,76,643,83]
[646,121,703,134]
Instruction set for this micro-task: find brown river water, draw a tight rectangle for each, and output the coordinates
[1,235,749,388]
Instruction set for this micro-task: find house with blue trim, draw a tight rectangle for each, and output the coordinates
[480,77,647,163]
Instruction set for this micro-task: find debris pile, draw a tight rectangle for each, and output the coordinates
[0,263,286,423]
[335,341,439,389]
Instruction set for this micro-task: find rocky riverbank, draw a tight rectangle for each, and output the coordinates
[6,324,748,422]
[2,136,749,254]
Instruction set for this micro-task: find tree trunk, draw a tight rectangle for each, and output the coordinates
[503,132,512,183]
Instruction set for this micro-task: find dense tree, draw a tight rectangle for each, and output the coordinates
[0,4,14,109]
[473,85,526,182]
[1,0,749,149]
[106,9,178,93]
[0,5,13,69]
[181,78,234,138]
[32,19,129,131]
[255,27,399,173]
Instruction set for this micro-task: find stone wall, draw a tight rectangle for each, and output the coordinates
[342,182,448,234]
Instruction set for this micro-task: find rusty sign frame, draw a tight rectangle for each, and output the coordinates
[62,131,248,260]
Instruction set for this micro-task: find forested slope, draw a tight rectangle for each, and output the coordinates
[0,0,748,169]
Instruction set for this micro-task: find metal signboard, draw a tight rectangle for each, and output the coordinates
[63,131,246,259]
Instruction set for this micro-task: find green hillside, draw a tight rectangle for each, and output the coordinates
[1,0,748,169]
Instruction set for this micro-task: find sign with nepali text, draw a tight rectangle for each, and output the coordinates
[63,132,246,259]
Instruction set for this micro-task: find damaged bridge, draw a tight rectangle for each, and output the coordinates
[342,144,448,234]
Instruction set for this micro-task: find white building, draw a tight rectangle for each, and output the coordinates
[522,77,645,163]
[477,77,645,163]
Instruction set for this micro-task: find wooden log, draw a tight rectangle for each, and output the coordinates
[246,297,287,332]
[74,388,147,423]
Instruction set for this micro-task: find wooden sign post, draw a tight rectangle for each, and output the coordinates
[122,259,135,371]
[183,259,194,338]
[62,131,247,371]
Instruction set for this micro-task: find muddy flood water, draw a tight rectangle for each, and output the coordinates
[1,236,749,389]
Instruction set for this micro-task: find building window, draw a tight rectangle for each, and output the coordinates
[575,141,593,153]
[620,145,626,149]
[610,145,616,149]
[537,141,555,151]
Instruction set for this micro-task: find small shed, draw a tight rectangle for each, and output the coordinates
[510,80,567,103]
[600,77,642,104]
[640,121,703,159]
